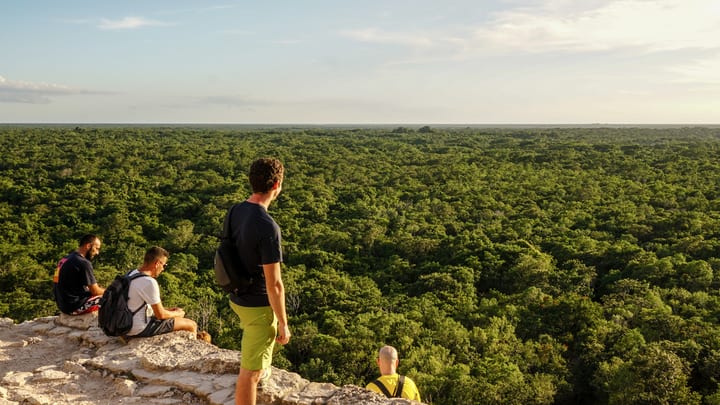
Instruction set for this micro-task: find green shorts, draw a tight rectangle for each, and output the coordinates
[229,300,277,371]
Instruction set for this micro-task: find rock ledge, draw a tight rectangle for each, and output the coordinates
[0,315,423,405]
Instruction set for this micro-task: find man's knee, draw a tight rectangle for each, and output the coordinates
[239,367,262,384]
[173,317,197,333]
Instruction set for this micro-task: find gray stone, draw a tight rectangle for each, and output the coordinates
[32,369,69,382]
[11,389,52,405]
[207,387,234,405]
[1,371,33,386]
[136,384,174,397]
[5,340,28,348]
[0,316,428,405]
[327,385,395,405]
[29,322,54,334]
[62,360,89,374]
[55,312,98,330]
[113,377,137,396]
[212,373,237,390]
[47,325,72,336]
[26,336,42,345]
[282,382,338,405]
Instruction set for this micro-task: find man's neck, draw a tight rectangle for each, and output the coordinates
[137,265,154,276]
[246,191,275,209]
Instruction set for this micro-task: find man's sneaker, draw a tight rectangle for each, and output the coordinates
[259,367,272,388]
[196,331,212,343]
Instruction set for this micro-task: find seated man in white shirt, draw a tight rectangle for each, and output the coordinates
[125,246,201,339]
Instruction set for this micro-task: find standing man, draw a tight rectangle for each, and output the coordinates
[125,246,203,339]
[53,234,105,315]
[366,345,422,401]
[228,158,291,405]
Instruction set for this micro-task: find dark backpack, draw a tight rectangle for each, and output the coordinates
[214,205,256,295]
[98,271,148,337]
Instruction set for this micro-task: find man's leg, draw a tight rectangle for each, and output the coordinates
[71,295,102,315]
[172,317,197,334]
[134,318,175,337]
[230,302,277,405]
[236,368,262,405]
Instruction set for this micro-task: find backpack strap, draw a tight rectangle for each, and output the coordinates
[370,379,393,398]
[393,375,405,398]
[127,272,148,281]
[222,204,236,240]
[126,271,149,314]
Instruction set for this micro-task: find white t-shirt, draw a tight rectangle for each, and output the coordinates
[125,269,162,336]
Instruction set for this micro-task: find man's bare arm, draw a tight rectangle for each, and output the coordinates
[263,262,291,344]
[88,283,104,296]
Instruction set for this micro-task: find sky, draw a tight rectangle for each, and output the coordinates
[1,0,719,124]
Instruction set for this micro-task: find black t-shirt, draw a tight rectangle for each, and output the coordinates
[227,201,283,307]
[53,252,98,314]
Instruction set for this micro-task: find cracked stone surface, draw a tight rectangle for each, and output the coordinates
[0,316,424,405]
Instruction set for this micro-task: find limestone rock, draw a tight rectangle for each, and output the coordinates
[62,360,89,375]
[0,316,427,405]
[32,368,68,382]
[55,312,98,330]
[327,385,423,404]
[1,371,33,386]
[282,381,337,404]
[113,377,137,396]
[136,384,174,397]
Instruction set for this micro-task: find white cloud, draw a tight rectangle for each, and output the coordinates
[341,1,720,56]
[0,75,72,93]
[474,0,720,53]
[0,75,113,104]
[98,16,171,30]
[340,28,435,48]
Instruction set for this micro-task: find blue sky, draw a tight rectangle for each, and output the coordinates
[1,1,719,124]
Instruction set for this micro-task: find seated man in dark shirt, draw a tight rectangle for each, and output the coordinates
[53,234,105,315]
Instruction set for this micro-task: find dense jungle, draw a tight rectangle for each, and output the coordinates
[2,126,720,404]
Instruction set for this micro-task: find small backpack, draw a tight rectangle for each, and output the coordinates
[98,271,148,337]
[214,205,256,295]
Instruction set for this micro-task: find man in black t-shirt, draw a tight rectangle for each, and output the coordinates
[53,234,106,315]
[228,158,291,405]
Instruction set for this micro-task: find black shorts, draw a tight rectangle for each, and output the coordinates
[70,295,102,315]
[134,317,175,337]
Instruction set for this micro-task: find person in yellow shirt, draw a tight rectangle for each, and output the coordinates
[366,345,421,401]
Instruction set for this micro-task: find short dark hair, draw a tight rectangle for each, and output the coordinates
[144,246,169,265]
[79,234,98,246]
[248,158,284,193]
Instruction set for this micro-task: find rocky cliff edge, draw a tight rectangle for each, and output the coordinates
[0,315,424,405]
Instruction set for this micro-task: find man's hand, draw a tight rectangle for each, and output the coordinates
[276,322,291,345]
[168,307,185,317]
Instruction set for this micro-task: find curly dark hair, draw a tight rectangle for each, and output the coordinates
[248,158,284,193]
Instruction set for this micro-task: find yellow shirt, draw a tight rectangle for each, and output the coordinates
[366,373,421,401]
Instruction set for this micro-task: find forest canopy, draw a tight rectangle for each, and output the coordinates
[1,126,720,404]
